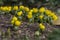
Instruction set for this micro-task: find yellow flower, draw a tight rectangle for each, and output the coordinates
[39,23,45,30]
[24,7,29,12]
[1,7,5,11]
[19,5,24,10]
[8,6,12,11]
[0,6,8,11]
[15,20,21,26]
[4,6,8,10]
[52,15,58,21]
[33,8,38,13]
[17,11,23,16]
[45,10,51,15]
[12,16,18,21]
[30,10,33,12]
[28,11,32,15]
[39,15,44,19]
[39,23,42,25]
[11,20,14,25]
[13,6,18,10]
[27,14,32,19]
[50,12,55,17]
[47,12,55,17]
[39,7,45,13]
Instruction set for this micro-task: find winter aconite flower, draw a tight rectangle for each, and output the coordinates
[39,15,44,19]
[33,8,38,13]
[0,6,7,11]
[27,14,33,19]
[28,11,32,15]
[17,11,23,16]
[19,5,24,10]
[15,20,21,26]
[50,12,55,17]
[8,6,12,11]
[4,6,8,11]
[45,10,51,15]
[30,9,33,12]
[13,6,18,10]
[0,6,12,11]
[52,15,58,21]
[24,7,29,12]
[27,11,33,19]
[39,7,45,13]
[11,20,15,25]
[11,16,18,25]
[39,23,45,30]
[12,16,18,21]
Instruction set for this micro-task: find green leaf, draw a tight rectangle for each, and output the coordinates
[29,18,34,23]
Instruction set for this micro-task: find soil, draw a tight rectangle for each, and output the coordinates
[0,14,60,40]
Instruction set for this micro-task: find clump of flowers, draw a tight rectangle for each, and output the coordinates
[27,11,33,19]
[0,5,58,31]
[39,23,45,31]
[11,16,22,30]
[17,11,23,16]
[0,6,12,12]
[11,16,22,26]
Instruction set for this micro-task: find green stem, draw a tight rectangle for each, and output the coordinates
[25,32,29,40]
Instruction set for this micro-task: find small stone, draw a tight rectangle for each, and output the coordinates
[35,31,40,36]
[18,30,21,34]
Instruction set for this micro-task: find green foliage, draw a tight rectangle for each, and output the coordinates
[48,28,60,40]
